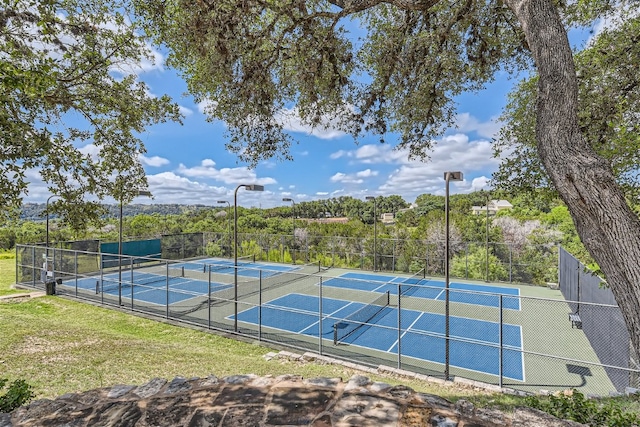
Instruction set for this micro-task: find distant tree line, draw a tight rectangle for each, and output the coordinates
[4,192,593,275]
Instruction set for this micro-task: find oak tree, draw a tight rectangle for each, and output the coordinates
[1,0,182,228]
[135,0,640,359]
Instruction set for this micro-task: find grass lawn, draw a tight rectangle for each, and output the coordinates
[0,256,517,408]
[0,256,22,297]
[4,256,639,421]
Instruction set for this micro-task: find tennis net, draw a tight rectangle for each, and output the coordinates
[203,254,255,273]
[333,291,390,345]
[101,267,184,294]
[399,268,427,297]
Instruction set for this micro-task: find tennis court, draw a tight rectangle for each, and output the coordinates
[169,256,297,278]
[232,293,525,381]
[67,271,231,305]
[324,272,521,310]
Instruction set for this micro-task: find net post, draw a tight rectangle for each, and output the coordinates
[333,323,338,345]
[181,265,185,277]
[95,280,99,295]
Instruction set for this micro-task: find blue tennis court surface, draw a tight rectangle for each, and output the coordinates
[232,293,525,381]
[170,258,297,278]
[63,272,231,305]
[323,272,521,310]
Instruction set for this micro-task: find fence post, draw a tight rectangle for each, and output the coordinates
[259,270,263,341]
[32,245,36,287]
[398,282,402,369]
[465,244,469,279]
[319,276,323,355]
[281,235,285,263]
[392,239,396,272]
[331,237,335,267]
[208,265,211,329]
[499,294,504,389]
[100,254,104,305]
[165,260,170,319]
[509,245,513,283]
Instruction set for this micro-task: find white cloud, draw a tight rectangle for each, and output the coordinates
[198,99,219,115]
[374,134,498,201]
[587,4,640,45]
[275,107,347,140]
[356,169,378,178]
[146,172,231,204]
[79,144,100,159]
[330,150,349,160]
[330,168,379,184]
[179,105,194,117]
[455,113,502,139]
[176,159,277,186]
[140,155,170,167]
[353,144,408,164]
[470,176,491,191]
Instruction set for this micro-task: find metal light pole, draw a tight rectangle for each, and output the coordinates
[366,196,377,271]
[118,189,152,306]
[234,184,264,332]
[282,197,296,264]
[444,171,463,381]
[44,194,60,283]
[485,191,490,282]
[45,195,60,257]
[217,200,231,257]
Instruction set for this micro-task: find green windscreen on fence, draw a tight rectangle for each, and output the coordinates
[101,239,161,268]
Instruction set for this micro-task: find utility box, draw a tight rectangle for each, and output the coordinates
[45,279,56,295]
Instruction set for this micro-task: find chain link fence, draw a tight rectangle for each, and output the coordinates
[156,232,559,286]
[15,243,639,396]
[559,247,639,390]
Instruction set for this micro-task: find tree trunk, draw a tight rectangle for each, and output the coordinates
[505,0,640,360]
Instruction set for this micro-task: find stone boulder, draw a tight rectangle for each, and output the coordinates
[1,374,584,427]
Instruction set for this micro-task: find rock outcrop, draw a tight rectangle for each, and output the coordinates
[1,374,583,427]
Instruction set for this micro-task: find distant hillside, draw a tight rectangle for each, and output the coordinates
[20,203,213,221]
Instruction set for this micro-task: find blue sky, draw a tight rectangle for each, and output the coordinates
[128,67,510,209]
[23,17,600,209]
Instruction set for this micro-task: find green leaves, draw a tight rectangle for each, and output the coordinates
[1,0,181,230]
[494,15,640,201]
[134,0,528,164]
[525,389,640,427]
[0,378,35,413]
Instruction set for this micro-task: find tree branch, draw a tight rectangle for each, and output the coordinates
[328,0,442,13]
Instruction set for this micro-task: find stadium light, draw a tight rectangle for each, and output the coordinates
[366,196,377,271]
[234,183,265,332]
[444,171,463,381]
[282,198,296,264]
[119,189,152,306]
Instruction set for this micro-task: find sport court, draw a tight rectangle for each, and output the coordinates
[325,272,521,310]
[65,258,298,305]
[232,292,525,381]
